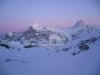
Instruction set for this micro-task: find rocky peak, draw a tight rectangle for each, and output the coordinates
[74,20,86,27]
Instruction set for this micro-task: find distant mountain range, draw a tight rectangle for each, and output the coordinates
[0,20,100,54]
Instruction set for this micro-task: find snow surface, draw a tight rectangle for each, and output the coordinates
[0,41,100,75]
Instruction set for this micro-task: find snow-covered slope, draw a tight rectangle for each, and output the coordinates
[62,20,100,55]
[0,20,100,75]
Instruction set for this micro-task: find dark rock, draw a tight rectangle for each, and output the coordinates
[5,59,11,62]
[24,44,38,48]
[21,60,27,63]
[62,48,69,51]
[0,43,10,49]
[5,59,16,62]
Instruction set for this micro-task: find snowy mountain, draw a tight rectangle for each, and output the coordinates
[0,22,68,48]
[0,20,100,51]
[0,20,100,75]
[74,20,86,27]
[70,20,100,40]
[0,32,18,41]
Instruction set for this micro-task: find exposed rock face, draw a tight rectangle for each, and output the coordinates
[0,23,68,47]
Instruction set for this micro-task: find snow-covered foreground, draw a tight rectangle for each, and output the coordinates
[0,40,100,75]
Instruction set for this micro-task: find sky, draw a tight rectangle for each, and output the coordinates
[0,0,100,32]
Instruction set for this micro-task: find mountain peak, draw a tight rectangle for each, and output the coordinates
[74,20,86,27]
[24,22,43,34]
[31,22,42,30]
